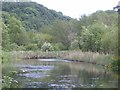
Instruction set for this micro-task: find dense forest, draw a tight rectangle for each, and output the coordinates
[2,2,118,55]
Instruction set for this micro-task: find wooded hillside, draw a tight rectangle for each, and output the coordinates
[1,2,118,55]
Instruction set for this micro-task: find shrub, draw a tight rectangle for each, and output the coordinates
[41,42,54,51]
[53,43,66,51]
[25,43,38,51]
[9,43,18,51]
[111,59,119,73]
[17,46,26,51]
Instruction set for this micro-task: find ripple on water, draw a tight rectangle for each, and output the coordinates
[17,65,54,69]
[18,65,54,73]
[19,72,50,78]
[24,66,54,69]
[48,83,76,88]
[20,66,54,71]
[25,82,48,88]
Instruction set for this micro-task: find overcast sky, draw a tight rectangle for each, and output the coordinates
[32,0,119,19]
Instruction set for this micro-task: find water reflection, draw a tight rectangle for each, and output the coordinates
[2,59,118,88]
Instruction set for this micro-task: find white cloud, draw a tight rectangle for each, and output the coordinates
[32,0,119,19]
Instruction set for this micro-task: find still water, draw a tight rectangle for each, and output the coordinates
[2,59,118,88]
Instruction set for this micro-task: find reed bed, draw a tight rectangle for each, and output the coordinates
[2,50,113,65]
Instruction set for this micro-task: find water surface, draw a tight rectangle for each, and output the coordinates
[2,59,118,88]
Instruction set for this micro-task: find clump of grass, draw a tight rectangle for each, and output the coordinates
[2,75,19,88]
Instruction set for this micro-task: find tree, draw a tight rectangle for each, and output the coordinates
[79,22,106,52]
[2,23,10,51]
[7,16,29,46]
[101,27,118,54]
[50,19,77,50]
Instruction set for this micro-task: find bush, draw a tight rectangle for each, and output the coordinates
[53,43,66,51]
[111,59,119,73]
[17,46,26,51]
[41,42,54,51]
[3,43,26,51]
[25,43,38,51]
[9,43,18,51]
[2,75,19,88]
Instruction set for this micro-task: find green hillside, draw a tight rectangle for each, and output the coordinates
[2,2,71,31]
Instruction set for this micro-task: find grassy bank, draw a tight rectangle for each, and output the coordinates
[2,50,113,66]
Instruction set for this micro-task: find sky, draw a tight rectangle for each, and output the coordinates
[32,0,119,19]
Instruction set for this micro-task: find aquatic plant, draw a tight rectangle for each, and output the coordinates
[2,76,19,88]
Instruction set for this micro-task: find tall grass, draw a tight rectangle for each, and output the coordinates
[59,50,113,65]
[3,50,113,65]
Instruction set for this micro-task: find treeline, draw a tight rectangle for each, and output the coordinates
[2,2,118,55]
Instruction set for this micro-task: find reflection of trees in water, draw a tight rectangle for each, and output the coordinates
[67,62,105,73]
[76,69,118,88]
[40,63,72,85]
[46,62,118,87]
[50,63,71,76]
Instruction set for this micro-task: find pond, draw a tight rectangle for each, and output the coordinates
[2,59,118,88]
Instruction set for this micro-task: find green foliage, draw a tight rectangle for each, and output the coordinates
[2,23,10,51]
[41,42,54,51]
[7,16,29,46]
[2,75,19,88]
[70,39,79,50]
[2,2,71,31]
[53,43,66,51]
[77,11,118,54]
[25,43,38,51]
[49,19,77,49]
[2,2,72,52]
[2,52,11,63]
[106,56,119,73]
[101,28,118,54]
[33,33,53,44]
[111,60,119,72]
[17,45,26,51]
[9,43,18,51]
[2,1,118,57]
[79,22,106,52]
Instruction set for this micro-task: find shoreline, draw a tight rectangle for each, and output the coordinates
[2,50,112,67]
[24,56,105,66]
